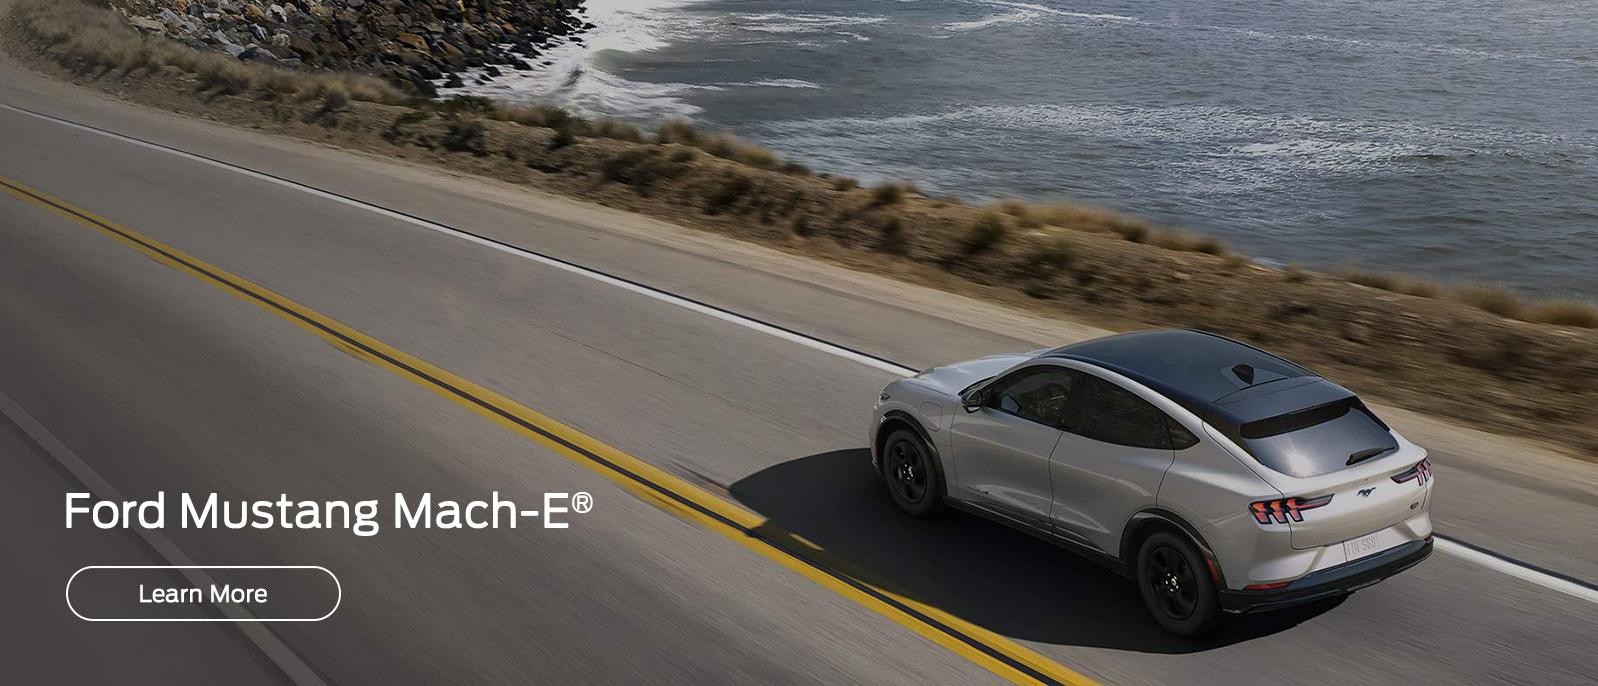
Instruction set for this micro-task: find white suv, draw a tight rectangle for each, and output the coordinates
[870,329,1435,635]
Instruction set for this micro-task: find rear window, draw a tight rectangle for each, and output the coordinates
[1236,400,1397,477]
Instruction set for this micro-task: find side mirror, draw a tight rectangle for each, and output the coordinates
[961,388,986,412]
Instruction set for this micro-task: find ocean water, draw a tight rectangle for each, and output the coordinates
[449,0,1598,298]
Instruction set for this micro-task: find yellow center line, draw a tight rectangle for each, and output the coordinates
[0,174,1097,686]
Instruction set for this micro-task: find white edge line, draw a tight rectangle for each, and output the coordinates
[5,102,1595,607]
[1434,539,1598,604]
[65,565,341,622]
[0,389,328,686]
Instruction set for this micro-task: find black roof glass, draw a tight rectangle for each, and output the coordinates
[1048,330,1313,403]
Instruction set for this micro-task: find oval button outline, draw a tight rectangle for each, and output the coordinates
[66,565,341,622]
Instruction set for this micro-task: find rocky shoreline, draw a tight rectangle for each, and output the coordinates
[110,0,591,96]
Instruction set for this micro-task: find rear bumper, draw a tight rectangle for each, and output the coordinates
[1219,538,1432,614]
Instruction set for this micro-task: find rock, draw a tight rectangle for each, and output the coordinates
[123,0,593,93]
[443,73,464,88]
[414,61,442,80]
[287,33,320,57]
[395,32,428,53]
[239,45,281,65]
[128,16,167,34]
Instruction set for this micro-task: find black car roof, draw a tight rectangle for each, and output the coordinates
[1044,330,1327,421]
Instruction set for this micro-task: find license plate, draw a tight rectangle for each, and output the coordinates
[1343,532,1383,560]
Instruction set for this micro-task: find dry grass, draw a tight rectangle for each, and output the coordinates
[697,132,780,169]
[1334,264,1441,297]
[1452,283,1524,318]
[589,117,644,142]
[654,119,699,144]
[1527,298,1598,328]
[1151,230,1228,256]
[988,199,1233,255]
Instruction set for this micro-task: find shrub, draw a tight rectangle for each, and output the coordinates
[960,213,1009,255]
[303,86,349,125]
[338,74,404,104]
[877,214,906,253]
[599,149,685,194]
[655,119,699,145]
[702,173,755,214]
[1528,298,1598,328]
[1334,265,1443,297]
[870,182,906,207]
[830,176,859,192]
[1452,283,1524,318]
[1282,266,1310,283]
[547,127,576,150]
[1027,237,1075,271]
[1191,236,1228,255]
[384,109,432,140]
[258,69,301,100]
[1400,279,1440,298]
[589,118,644,142]
[699,133,779,169]
[193,56,258,95]
[1336,264,1399,291]
[442,118,488,155]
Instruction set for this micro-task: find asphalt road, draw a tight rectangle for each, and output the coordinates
[2,39,1596,685]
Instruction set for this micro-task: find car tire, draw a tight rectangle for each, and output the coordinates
[1136,530,1221,637]
[881,429,944,517]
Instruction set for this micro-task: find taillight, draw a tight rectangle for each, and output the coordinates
[1244,581,1290,591]
[1392,458,1433,486]
[1250,494,1332,524]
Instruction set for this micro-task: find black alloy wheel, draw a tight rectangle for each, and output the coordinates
[1136,531,1220,636]
[1144,544,1199,620]
[882,429,942,517]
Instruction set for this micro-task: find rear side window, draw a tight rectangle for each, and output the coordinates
[1238,400,1398,477]
[1074,376,1174,450]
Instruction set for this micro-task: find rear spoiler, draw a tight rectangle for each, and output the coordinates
[1205,377,1364,440]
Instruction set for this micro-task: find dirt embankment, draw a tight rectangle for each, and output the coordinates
[8,0,1598,459]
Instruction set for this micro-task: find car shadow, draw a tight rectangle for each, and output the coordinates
[729,449,1342,653]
